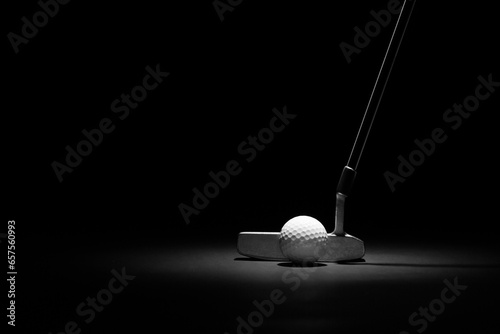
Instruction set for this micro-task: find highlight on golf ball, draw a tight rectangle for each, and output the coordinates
[279,215,328,264]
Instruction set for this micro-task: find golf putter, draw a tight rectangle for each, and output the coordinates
[237,0,417,262]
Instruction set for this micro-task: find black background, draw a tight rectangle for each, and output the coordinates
[3,1,499,333]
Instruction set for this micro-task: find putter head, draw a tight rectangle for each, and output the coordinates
[238,173,365,262]
[237,232,365,262]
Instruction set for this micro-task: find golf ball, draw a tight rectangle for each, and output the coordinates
[279,215,328,264]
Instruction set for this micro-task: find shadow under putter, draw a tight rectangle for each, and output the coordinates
[237,0,417,262]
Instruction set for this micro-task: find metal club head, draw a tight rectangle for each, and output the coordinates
[237,232,365,262]
[237,184,365,262]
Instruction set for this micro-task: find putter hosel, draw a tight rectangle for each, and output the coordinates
[333,166,356,236]
[336,166,357,196]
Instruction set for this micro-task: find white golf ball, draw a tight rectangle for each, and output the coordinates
[279,215,328,264]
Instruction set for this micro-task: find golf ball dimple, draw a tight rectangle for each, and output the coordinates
[279,215,328,264]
